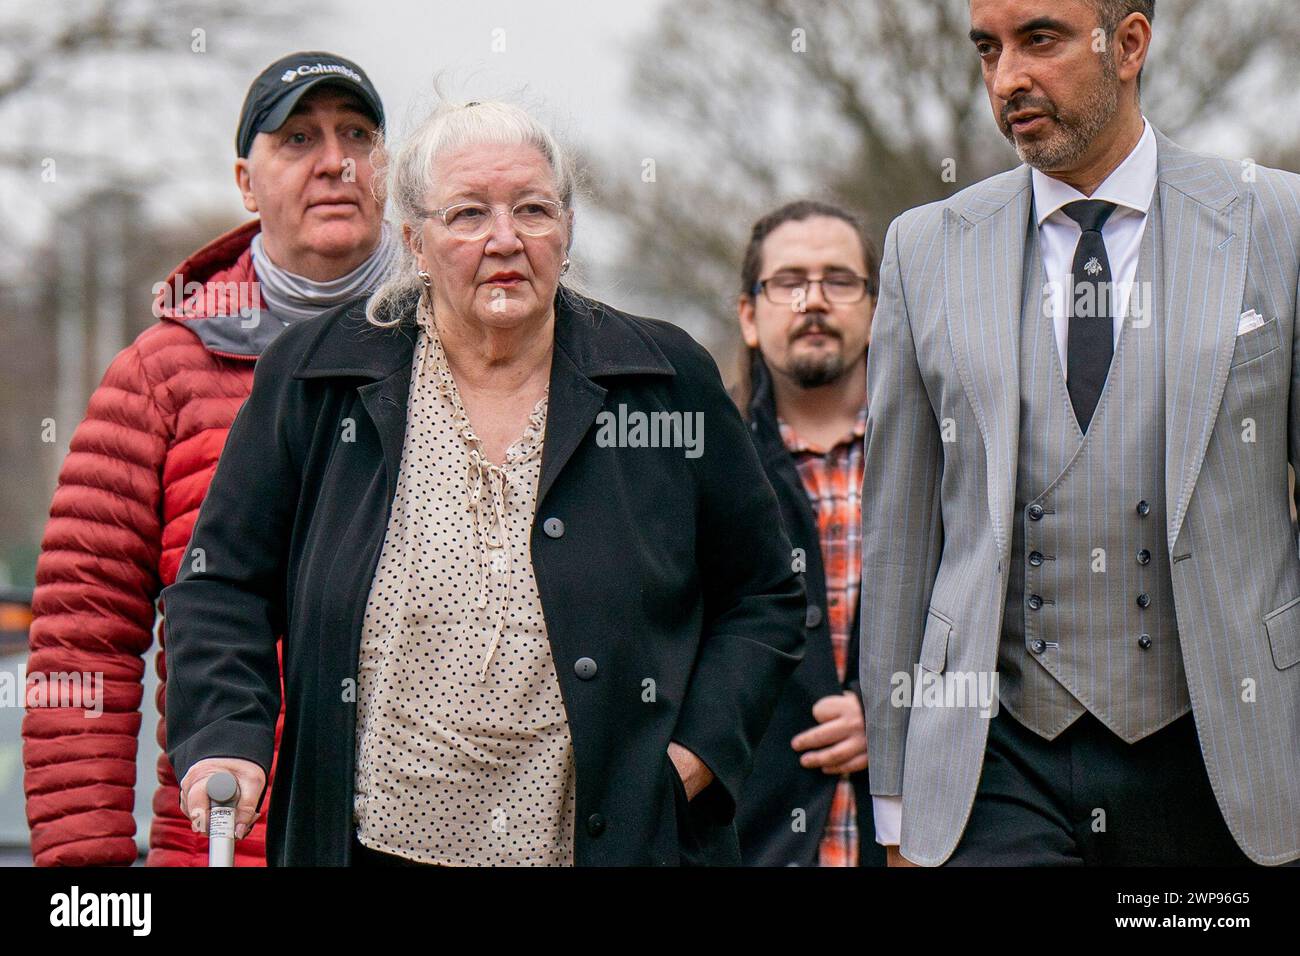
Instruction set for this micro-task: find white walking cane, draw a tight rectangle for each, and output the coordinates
[206,771,240,868]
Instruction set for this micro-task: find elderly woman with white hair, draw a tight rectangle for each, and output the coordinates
[162,100,806,866]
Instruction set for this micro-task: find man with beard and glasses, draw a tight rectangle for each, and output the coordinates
[862,0,1300,866]
[731,200,884,866]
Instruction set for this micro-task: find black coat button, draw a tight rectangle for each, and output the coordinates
[543,517,565,538]
[1027,504,1045,521]
[1027,594,1043,610]
[587,813,606,836]
[805,605,823,628]
[1028,551,1044,567]
[1136,500,1151,517]
[574,657,598,680]
[1030,639,1047,654]
[1136,593,1151,608]
[1138,634,1152,650]
[1137,548,1151,565]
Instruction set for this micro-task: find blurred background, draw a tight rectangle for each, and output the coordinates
[2,0,1298,863]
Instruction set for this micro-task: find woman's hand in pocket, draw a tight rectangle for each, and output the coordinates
[667,741,714,800]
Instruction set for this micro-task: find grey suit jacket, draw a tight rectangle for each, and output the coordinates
[860,127,1300,866]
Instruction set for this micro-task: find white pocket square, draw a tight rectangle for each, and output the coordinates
[1238,309,1266,336]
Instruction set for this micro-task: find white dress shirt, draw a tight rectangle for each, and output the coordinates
[870,118,1158,848]
[1037,117,1157,375]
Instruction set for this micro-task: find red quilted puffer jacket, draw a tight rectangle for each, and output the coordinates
[23,220,287,866]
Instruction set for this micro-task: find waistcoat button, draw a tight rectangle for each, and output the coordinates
[1136,500,1151,517]
[1137,548,1151,565]
[1028,504,1045,521]
[1138,634,1153,650]
[1030,639,1047,654]
[574,657,598,680]
[1136,593,1151,608]
[1027,594,1044,610]
[1028,551,1044,567]
[543,517,565,538]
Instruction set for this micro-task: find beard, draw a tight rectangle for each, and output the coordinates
[786,325,849,388]
[788,350,847,389]
[1000,53,1120,171]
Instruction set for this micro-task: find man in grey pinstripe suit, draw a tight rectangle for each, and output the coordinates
[861,0,1300,865]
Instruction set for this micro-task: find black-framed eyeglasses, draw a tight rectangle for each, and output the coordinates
[424,198,565,241]
[752,272,873,305]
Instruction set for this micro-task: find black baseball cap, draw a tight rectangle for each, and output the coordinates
[236,51,384,158]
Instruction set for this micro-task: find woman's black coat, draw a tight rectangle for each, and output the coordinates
[162,290,807,866]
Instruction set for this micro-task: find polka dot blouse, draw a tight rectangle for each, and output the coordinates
[352,298,576,866]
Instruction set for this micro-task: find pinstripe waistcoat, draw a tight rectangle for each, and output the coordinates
[1001,197,1189,741]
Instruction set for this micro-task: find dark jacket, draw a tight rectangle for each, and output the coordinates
[162,289,806,866]
[733,350,883,867]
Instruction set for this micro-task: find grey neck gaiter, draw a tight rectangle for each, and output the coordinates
[251,221,395,324]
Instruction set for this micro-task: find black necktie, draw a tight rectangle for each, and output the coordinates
[1062,199,1117,433]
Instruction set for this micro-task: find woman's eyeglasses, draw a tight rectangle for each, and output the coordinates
[425,199,565,241]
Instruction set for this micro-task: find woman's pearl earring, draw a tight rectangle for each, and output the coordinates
[559,257,570,276]
[417,270,432,287]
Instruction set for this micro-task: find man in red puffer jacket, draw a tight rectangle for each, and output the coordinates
[22,51,392,866]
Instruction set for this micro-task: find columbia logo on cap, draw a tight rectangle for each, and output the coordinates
[280,63,363,84]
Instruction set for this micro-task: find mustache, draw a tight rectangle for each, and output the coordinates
[1002,95,1058,127]
[791,318,841,341]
